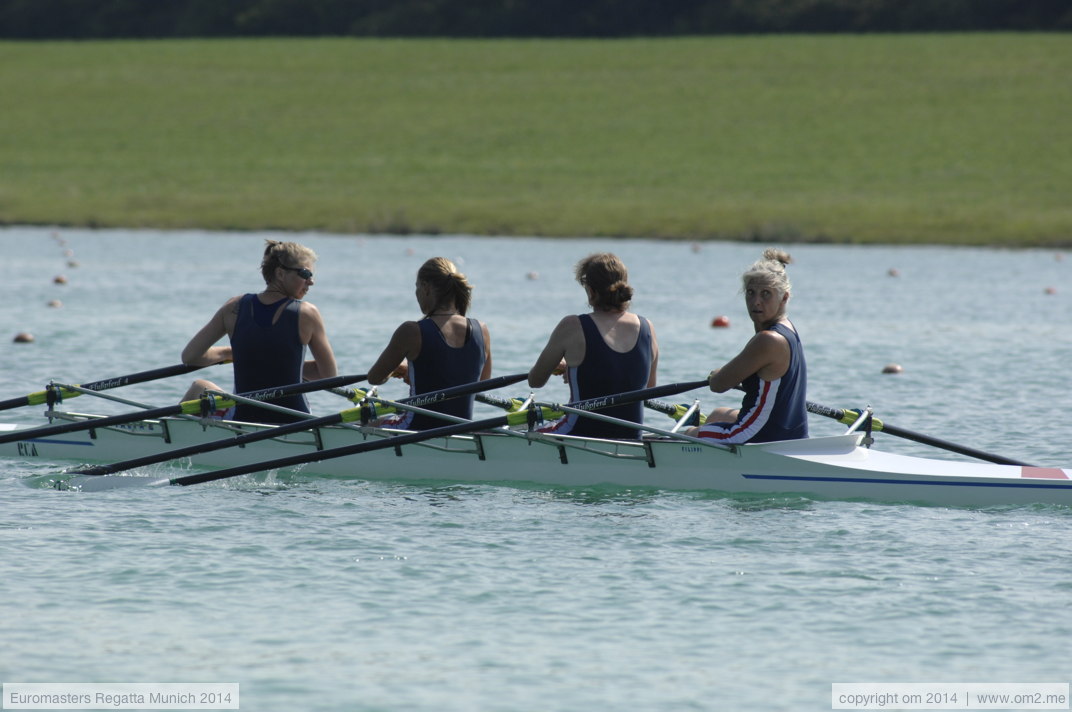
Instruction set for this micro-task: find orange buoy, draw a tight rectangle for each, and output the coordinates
[13,332,34,343]
[882,363,903,374]
[710,315,730,328]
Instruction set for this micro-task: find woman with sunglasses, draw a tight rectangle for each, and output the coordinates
[180,240,338,423]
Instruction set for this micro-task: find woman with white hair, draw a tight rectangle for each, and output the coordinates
[688,248,808,444]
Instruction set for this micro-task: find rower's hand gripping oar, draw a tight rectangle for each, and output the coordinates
[805,401,1033,467]
[0,361,227,413]
[67,373,529,479]
[0,373,368,446]
[164,378,709,487]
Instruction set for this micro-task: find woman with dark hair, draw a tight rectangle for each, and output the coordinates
[367,257,492,430]
[181,240,338,423]
[528,252,658,440]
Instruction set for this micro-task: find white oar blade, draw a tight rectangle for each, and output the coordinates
[61,475,171,492]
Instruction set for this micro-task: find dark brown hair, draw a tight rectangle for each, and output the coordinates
[575,253,634,311]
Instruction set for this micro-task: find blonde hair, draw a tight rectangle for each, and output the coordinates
[418,257,473,315]
[260,240,317,284]
[741,248,793,295]
[575,253,634,311]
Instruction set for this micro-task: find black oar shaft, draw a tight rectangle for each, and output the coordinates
[0,362,213,413]
[75,373,526,477]
[0,373,367,446]
[170,379,709,486]
[399,372,527,407]
[73,411,350,477]
[77,363,207,391]
[805,401,1031,467]
[171,413,512,486]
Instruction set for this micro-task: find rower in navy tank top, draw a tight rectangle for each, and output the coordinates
[529,253,659,440]
[368,257,493,430]
[180,240,338,424]
[229,294,309,423]
[558,313,653,439]
[689,249,808,444]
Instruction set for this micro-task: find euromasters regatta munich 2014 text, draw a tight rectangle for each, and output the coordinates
[7,691,199,706]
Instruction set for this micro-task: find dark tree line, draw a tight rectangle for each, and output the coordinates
[1,0,1069,39]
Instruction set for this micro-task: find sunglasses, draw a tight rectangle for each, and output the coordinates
[282,266,314,280]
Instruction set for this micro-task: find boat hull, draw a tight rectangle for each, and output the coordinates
[2,414,1070,506]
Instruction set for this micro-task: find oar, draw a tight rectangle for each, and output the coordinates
[160,378,708,487]
[644,399,706,426]
[475,392,526,412]
[805,401,1032,466]
[0,362,225,413]
[0,373,368,446]
[69,373,528,478]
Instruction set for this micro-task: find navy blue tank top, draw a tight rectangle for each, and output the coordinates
[739,322,808,443]
[403,317,486,431]
[563,313,653,439]
[231,293,308,423]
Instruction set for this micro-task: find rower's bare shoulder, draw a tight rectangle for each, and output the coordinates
[746,329,789,356]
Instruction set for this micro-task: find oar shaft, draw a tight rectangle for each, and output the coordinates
[74,410,352,477]
[170,378,710,486]
[0,362,217,412]
[562,380,708,412]
[805,401,1032,467]
[0,373,367,446]
[73,374,520,478]
[170,412,514,486]
[399,372,527,408]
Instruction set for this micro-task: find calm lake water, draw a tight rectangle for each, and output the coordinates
[2,227,1070,711]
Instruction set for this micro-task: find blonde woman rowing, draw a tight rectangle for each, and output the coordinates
[688,248,808,444]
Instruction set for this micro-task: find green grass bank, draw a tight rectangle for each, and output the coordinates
[1,35,1069,245]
